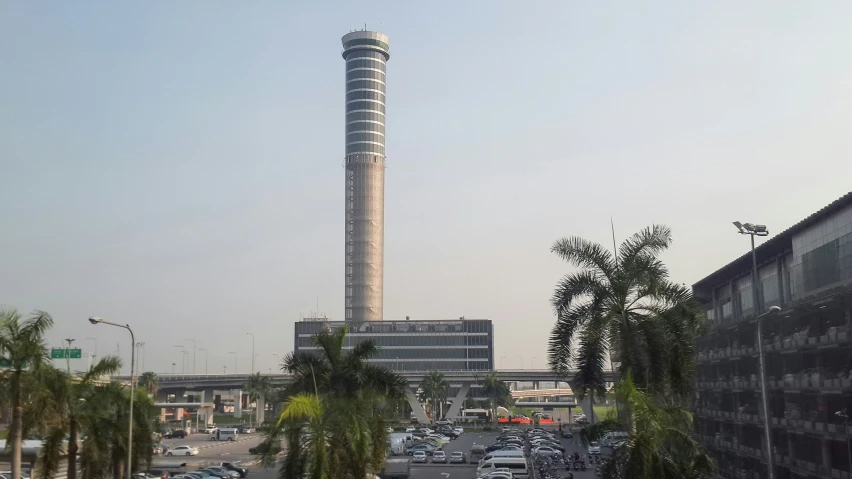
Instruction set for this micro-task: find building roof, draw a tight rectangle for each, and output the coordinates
[693,191,852,290]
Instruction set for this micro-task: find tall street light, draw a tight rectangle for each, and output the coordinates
[246,333,255,373]
[835,410,852,476]
[88,317,135,479]
[229,352,238,374]
[198,348,208,375]
[272,353,280,371]
[135,342,146,372]
[171,363,176,374]
[64,338,75,374]
[185,339,196,374]
[756,306,781,478]
[85,337,97,370]
[734,221,774,479]
[173,345,186,373]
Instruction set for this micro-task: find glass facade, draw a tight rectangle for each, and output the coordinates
[294,319,494,372]
[693,199,852,479]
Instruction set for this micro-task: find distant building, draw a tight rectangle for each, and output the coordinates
[692,192,852,479]
[294,318,494,372]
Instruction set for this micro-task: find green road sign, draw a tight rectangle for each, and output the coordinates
[51,348,82,359]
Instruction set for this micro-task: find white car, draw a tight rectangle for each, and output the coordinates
[167,445,199,456]
[533,446,560,458]
[386,427,393,433]
[478,469,513,479]
[588,441,601,455]
[405,426,416,433]
[449,451,466,463]
[411,451,428,463]
[203,425,218,434]
[453,426,464,435]
[432,451,447,463]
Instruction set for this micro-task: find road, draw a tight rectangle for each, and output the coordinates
[153,431,264,468]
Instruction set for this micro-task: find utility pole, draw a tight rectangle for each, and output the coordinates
[65,338,75,374]
[185,338,196,374]
[246,333,255,373]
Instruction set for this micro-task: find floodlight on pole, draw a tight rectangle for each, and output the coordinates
[87,316,134,479]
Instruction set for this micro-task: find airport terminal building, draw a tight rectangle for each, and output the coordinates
[294,318,494,372]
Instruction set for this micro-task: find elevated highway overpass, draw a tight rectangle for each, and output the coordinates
[116,369,615,425]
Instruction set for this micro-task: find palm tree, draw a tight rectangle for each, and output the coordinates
[547,225,703,402]
[0,309,54,479]
[261,326,407,479]
[479,372,513,424]
[139,371,158,396]
[35,356,123,479]
[417,370,449,423]
[77,383,159,479]
[579,374,715,478]
[244,372,271,426]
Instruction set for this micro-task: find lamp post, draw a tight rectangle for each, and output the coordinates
[88,317,135,479]
[198,348,208,375]
[171,363,176,374]
[229,352,237,374]
[835,410,852,476]
[246,333,255,373]
[185,339,196,374]
[272,354,280,371]
[501,356,506,369]
[64,338,75,374]
[173,345,186,373]
[86,337,97,370]
[136,342,146,372]
[734,221,774,479]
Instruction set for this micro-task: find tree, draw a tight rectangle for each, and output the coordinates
[417,370,449,423]
[479,372,513,424]
[0,309,54,479]
[261,326,407,479]
[76,384,159,479]
[547,225,703,402]
[579,374,715,479]
[244,372,271,426]
[139,371,158,396]
[34,356,122,479]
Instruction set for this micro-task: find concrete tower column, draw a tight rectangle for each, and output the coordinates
[341,30,390,322]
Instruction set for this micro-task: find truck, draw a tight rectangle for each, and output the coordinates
[379,458,410,479]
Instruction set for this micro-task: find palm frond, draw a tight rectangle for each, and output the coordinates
[551,236,616,279]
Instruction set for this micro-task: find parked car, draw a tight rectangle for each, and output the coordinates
[145,469,171,479]
[203,425,218,434]
[166,445,199,456]
[239,425,255,434]
[219,462,248,478]
[405,426,416,433]
[588,441,601,455]
[449,451,466,463]
[201,467,239,479]
[411,451,428,464]
[561,430,573,438]
[432,451,447,463]
[197,470,228,479]
[164,429,187,439]
[406,444,435,456]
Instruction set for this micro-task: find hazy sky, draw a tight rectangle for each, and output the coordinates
[2,1,850,376]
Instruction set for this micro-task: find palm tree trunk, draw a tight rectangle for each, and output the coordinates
[68,416,79,479]
[11,371,23,479]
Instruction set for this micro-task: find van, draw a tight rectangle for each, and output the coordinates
[602,431,629,447]
[211,428,239,441]
[476,457,529,478]
[469,445,487,464]
[479,450,525,464]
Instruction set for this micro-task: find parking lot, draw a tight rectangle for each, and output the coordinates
[154,430,264,465]
[404,426,609,479]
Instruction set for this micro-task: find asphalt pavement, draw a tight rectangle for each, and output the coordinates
[153,432,265,468]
